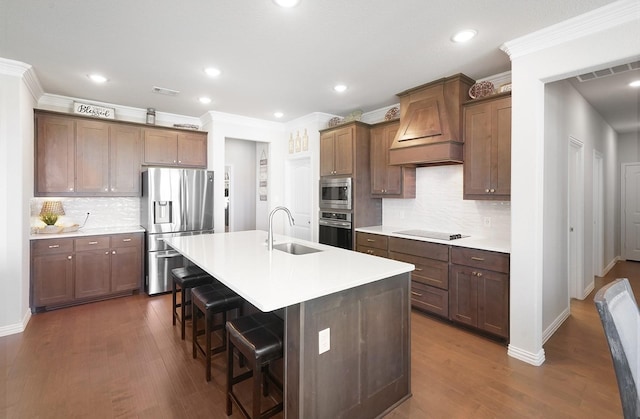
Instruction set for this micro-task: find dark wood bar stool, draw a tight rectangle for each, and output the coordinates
[191,283,244,381]
[226,312,284,419]
[171,266,215,340]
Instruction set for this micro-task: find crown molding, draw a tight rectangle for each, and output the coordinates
[203,110,284,130]
[0,57,44,101]
[501,0,639,59]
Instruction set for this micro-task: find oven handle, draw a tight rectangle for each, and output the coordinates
[156,251,182,259]
[319,219,352,229]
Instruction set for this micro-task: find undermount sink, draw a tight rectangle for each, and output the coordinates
[273,242,322,255]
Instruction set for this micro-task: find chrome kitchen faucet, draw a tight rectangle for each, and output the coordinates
[267,206,295,251]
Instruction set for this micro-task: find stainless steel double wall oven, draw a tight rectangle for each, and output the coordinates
[319,177,353,250]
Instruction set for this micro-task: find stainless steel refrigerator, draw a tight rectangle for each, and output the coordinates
[140,168,214,295]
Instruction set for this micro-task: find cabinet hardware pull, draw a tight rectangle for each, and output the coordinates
[122,238,132,242]
[477,272,483,277]
[67,255,72,260]
[490,188,495,193]
[472,271,477,276]
[485,189,490,193]
[89,241,98,245]
[367,250,373,254]
[48,244,60,249]
[105,251,109,255]
[471,256,485,261]
[112,251,116,255]
[411,291,423,297]
[366,239,375,242]
[414,268,423,272]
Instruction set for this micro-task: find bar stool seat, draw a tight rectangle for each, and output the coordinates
[226,312,284,419]
[192,283,244,381]
[171,266,215,340]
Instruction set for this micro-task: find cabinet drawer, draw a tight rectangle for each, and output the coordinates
[356,245,388,258]
[356,232,388,251]
[111,233,142,248]
[411,281,448,318]
[32,238,74,256]
[451,247,509,273]
[74,236,110,251]
[390,252,448,290]
[389,237,448,262]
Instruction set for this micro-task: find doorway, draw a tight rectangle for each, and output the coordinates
[285,157,312,240]
[622,163,640,261]
[568,137,584,299]
[593,151,604,276]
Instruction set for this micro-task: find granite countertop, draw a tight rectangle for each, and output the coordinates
[356,225,510,254]
[163,230,414,312]
[30,225,145,240]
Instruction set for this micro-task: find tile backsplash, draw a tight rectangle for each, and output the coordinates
[383,165,510,239]
[31,197,140,229]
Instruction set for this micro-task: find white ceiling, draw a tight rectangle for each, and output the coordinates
[1,0,637,134]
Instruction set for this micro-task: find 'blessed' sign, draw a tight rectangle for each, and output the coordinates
[73,102,115,119]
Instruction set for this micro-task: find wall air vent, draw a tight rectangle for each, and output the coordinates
[576,61,640,82]
[152,86,180,96]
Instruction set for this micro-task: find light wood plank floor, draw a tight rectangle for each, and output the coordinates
[2,261,637,418]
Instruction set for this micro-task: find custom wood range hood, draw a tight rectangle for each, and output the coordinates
[389,73,475,166]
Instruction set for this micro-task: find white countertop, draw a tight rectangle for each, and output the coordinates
[30,225,145,240]
[356,225,510,254]
[163,230,414,312]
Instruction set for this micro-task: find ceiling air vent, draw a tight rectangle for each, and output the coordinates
[152,86,180,96]
[576,61,640,82]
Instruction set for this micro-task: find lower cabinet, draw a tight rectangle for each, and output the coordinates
[31,232,143,311]
[449,247,510,339]
[355,231,510,340]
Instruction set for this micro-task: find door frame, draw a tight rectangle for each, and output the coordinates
[285,155,312,240]
[621,162,640,260]
[593,150,604,277]
[568,137,584,300]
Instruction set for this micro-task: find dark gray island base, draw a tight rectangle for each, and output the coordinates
[284,272,411,418]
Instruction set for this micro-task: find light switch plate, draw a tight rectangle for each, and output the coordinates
[318,328,330,354]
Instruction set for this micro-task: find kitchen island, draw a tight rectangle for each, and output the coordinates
[164,230,414,419]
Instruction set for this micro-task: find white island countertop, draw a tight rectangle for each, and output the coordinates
[163,230,414,312]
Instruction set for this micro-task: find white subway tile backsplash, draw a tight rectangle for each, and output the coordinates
[31,197,140,229]
[383,165,510,240]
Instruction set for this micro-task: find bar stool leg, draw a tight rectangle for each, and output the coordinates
[226,340,234,416]
[192,302,199,359]
[180,286,188,340]
[205,308,212,382]
[253,356,263,419]
[172,281,178,326]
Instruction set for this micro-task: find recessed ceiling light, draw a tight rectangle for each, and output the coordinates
[88,74,107,83]
[274,112,284,118]
[273,0,299,7]
[333,84,347,93]
[199,97,212,104]
[204,67,221,77]
[630,80,640,87]
[451,29,477,43]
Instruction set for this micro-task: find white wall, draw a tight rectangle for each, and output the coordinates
[0,66,37,335]
[542,80,618,340]
[225,138,257,232]
[503,0,640,365]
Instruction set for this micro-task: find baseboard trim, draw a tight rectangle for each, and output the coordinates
[602,256,620,277]
[542,307,570,344]
[0,309,31,337]
[507,344,546,366]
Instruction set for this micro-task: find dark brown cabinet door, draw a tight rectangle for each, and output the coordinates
[75,119,110,194]
[463,94,511,200]
[35,114,75,195]
[75,248,111,299]
[110,125,142,195]
[32,252,74,307]
[370,121,415,198]
[319,131,336,176]
[449,264,478,328]
[143,128,178,165]
[110,234,143,292]
[177,132,207,167]
[477,269,509,338]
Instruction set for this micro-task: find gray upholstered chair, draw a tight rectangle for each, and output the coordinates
[594,278,640,419]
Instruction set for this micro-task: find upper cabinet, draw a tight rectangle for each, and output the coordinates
[320,124,355,176]
[388,74,475,167]
[370,120,415,198]
[35,110,143,197]
[143,128,207,168]
[463,93,511,200]
[35,110,207,197]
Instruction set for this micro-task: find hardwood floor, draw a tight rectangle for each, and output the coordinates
[2,261,637,418]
